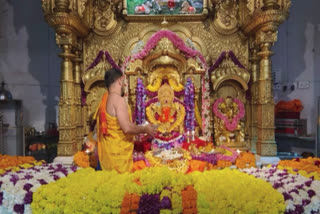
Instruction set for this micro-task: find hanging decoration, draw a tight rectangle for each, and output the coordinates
[184,78,195,133]
[134,78,146,125]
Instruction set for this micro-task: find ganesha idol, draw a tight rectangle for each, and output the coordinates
[146,82,186,150]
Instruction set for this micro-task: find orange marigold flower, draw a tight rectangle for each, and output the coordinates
[73,151,90,168]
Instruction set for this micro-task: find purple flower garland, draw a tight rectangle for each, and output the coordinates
[81,50,121,105]
[85,50,104,71]
[184,78,195,132]
[208,51,246,75]
[135,78,146,125]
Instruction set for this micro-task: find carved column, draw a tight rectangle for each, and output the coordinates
[249,45,260,152]
[256,30,277,156]
[73,50,83,151]
[57,33,77,156]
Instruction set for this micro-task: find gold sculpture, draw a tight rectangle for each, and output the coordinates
[41,0,291,156]
[214,97,245,147]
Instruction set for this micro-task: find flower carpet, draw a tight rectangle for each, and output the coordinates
[1,152,320,214]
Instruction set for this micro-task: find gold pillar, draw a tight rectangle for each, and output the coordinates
[249,46,260,152]
[73,50,83,151]
[256,30,277,156]
[57,39,77,156]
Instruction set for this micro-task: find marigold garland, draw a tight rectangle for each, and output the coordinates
[73,151,90,168]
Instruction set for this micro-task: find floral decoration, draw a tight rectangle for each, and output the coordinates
[0,161,45,176]
[192,168,285,214]
[213,97,245,131]
[276,157,320,180]
[242,166,320,214]
[134,78,146,125]
[184,78,195,132]
[0,163,78,214]
[0,155,36,170]
[73,151,90,168]
[31,167,284,214]
[235,151,256,169]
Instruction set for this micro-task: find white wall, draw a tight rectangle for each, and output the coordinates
[272,0,320,136]
[0,0,61,132]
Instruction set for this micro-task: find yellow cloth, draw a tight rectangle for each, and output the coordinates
[94,93,134,173]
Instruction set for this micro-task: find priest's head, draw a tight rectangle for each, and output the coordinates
[104,68,125,97]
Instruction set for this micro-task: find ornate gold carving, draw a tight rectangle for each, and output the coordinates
[262,0,280,11]
[213,0,239,35]
[55,0,70,13]
[41,0,55,14]
[93,0,118,36]
[256,142,277,156]
[57,143,77,156]
[83,54,110,88]
[85,82,107,116]
[256,30,277,45]
[242,9,288,35]
[56,33,77,47]
[69,0,88,18]
[277,0,291,11]
[211,53,250,91]
[247,0,264,15]
[46,13,89,37]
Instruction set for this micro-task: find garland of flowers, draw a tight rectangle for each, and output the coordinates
[242,166,320,214]
[208,51,246,75]
[168,78,184,92]
[73,151,90,168]
[0,163,78,214]
[105,51,121,71]
[134,78,146,125]
[213,97,245,131]
[201,67,211,140]
[215,145,239,163]
[85,50,121,72]
[85,50,104,71]
[146,77,162,92]
[184,78,195,132]
[151,135,185,150]
[121,30,206,71]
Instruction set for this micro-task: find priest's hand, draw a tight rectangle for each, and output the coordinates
[145,124,158,137]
